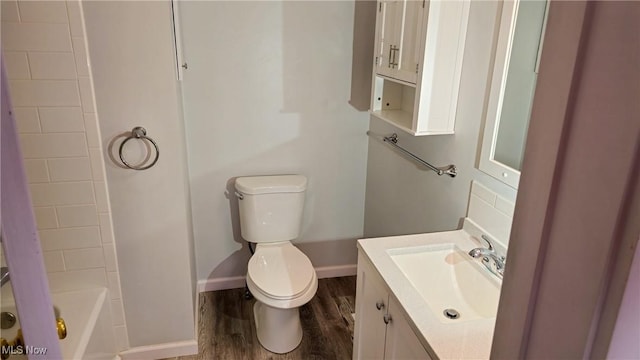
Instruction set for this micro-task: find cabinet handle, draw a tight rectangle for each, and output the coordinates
[383,314,392,324]
[394,46,399,67]
[388,45,399,68]
[376,301,385,310]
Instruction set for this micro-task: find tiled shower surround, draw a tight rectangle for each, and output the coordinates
[1,0,128,351]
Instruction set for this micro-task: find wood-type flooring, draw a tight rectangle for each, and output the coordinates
[167,276,356,360]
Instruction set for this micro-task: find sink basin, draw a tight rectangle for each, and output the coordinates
[387,243,501,323]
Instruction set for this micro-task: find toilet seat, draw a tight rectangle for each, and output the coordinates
[248,242,315,299]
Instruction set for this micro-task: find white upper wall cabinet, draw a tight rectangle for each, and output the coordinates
[370,0,470,136]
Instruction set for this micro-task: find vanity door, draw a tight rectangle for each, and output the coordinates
[384,296,432,360]
[353,254,389,359]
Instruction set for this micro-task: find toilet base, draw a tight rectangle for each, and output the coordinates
[253,301,303,354]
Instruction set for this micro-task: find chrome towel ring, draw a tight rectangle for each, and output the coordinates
[118,127,159,170]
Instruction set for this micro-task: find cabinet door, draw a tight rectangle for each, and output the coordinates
[384,296,432,360]
[374,0,403,75]
[374,0,426,84]
[395,0,426,84]
[353,256,389,360]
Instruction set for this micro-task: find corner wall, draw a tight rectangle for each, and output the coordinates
[364,1,517,238]
[1,0,127,351]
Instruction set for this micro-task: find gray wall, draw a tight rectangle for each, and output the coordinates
[177,1,371,282]
[364,1,517,238]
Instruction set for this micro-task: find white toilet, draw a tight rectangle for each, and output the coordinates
[235,175,318,354]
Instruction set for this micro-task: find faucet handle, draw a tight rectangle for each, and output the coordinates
[480,235,494,251]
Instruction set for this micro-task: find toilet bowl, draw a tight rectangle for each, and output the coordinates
[235,175,317,353]
[247,242,318,353]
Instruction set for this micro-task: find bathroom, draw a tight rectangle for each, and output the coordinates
[0,0,638,359]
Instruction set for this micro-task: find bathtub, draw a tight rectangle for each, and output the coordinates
[0,288,116,360]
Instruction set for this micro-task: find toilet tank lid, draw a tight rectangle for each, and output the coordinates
[235,175,307,194]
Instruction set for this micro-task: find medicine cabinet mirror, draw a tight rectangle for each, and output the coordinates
[479,0,548,189]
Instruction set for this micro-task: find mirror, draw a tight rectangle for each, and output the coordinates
[479,0,549,189]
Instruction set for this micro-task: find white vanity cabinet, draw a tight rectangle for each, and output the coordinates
[370,0,470,136]
[353,253,432,360]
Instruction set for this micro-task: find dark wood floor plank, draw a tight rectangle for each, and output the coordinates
[171,276,356,360]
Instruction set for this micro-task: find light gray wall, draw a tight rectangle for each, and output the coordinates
[83,2,196,348]
[177,1,370,281]
[364,1,517,238]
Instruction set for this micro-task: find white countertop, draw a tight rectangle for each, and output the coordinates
[357,220,500,359]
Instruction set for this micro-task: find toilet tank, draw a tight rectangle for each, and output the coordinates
[235,175,307,243]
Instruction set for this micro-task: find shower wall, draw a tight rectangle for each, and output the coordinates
[1,0,128,351]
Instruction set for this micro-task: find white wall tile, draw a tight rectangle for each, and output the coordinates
[29,181,95,206]
[47,268,107,293]
[471,181,497,206]
[83,112,100,147]
[4,52,31,79]
[110,299,125,326]
[66,1,83,38]
[63,248,105,270]
[1,23,72,52]
[20,133,87,158]
[48,157,92,181]
[468,194,512,246]
[39,107,84,133]
[495,196,515,217]
[71,37,89,77]
[39,226,101,251]
[94,181,109,213]
[29,52,77,80]
[78,77,95,112]
[18,1,69,23]
[9,80,80,107]
[57,204,98,227]
[24,159,49,183]
[4,1,124,339]
[43,251,66,273]
[89,148,105,180]
[107,271,121,299]
[13,107,41,133]
[1,1,20,22]
[34,207,59,229]
[103,242,117,272]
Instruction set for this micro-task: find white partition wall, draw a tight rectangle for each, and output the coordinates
[82,1,197,355]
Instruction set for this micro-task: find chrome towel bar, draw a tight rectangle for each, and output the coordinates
[367,131,457,177]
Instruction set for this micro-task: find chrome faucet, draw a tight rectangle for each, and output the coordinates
[1,267,9,287]
[468,235,506,279]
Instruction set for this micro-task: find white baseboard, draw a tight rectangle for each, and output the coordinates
[198,275,246,292]
[197,264,357,293]
[118,340,197,360]
[315,264,357,279]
